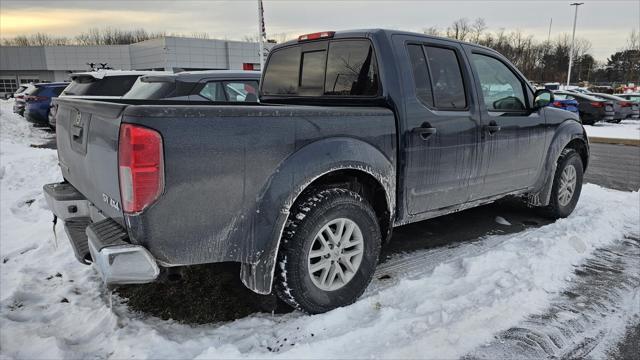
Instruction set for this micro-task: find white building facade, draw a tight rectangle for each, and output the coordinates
[0,36,265,95]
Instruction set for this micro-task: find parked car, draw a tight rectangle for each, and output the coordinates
[548,96,579,115]
[23,82,68,124]
[123,70,260,102]
[49,70,167,128]
[592,93,639,121]
[553,90,615,125]
[615,93,640,104]
[45,29,588,314]
[12,84,36,116]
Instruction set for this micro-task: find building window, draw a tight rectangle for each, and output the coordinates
[0,79,18,93]
[19,78,40,84]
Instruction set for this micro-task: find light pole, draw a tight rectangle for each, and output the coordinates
[566,2,584,87]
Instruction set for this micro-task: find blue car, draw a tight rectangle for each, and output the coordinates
[24,82,68,125]
[549,93,579,114]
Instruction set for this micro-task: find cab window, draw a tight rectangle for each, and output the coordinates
[471,53,527,112]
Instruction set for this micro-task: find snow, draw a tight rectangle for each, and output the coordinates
[584,119,640,140]
[1,98,639,359]
[494,216,511,226]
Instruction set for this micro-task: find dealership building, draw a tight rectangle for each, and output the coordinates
[0,36,267,95]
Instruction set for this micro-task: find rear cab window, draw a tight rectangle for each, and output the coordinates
[261,38,380,98]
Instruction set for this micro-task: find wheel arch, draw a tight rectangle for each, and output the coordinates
[239,137,396,294]
[529,120,589,206]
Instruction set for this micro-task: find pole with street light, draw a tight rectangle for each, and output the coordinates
[566,2,584,87]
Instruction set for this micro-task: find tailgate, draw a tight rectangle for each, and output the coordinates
[55,98,126,223]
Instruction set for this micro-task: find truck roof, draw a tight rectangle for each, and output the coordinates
[277,28,500,54]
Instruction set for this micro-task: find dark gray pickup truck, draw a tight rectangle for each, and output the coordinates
[44,29,589,314]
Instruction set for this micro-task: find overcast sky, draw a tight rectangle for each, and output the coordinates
[1,0,639,60]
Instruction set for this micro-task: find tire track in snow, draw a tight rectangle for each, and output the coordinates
[465,233,640,360]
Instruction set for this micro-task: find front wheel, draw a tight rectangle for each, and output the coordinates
[546,148,584,218]
[275,188,381,314]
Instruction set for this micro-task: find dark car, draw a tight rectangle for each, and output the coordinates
[554,90,614,125]
[123,70,260,102]
[23,83,68,124]
[49,70,167,128]
[616,93,640,105]
[45,29,588,314]
[12,84,36,116]
[548,97,579,115]
[592,93,639,121]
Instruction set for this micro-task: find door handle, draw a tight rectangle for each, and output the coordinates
[485,121,501,135]
[412,124,437,140]
[71,125,83,139]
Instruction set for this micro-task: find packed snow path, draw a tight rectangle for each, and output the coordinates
[1,100,638,359]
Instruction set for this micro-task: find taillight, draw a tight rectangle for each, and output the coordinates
[298,31,335,41]
[620,101,632,107]
[553,101,566,107]
[25,95,47,102]
[118,124,164,214]
[590,101,604,108]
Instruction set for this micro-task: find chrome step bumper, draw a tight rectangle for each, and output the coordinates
[87,219,159,285]
[43,182,159,284]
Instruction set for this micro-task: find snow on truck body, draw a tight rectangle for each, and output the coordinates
[44,29,589,314]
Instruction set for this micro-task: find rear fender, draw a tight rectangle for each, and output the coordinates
[240,137,395,294]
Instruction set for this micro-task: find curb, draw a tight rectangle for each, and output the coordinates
[588,137,640,147]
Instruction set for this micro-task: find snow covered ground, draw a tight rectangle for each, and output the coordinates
[584,119,640,140]
[1,99,639,359]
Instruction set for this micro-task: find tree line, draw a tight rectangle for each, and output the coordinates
[1,28,211,46]
[2,23,638,85]
[424,18,639,85]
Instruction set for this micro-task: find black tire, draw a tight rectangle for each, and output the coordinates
[546,148,583,219]
[275,188,381,314]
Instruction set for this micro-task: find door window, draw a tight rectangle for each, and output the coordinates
[199,81,227,101]
[407,44,434,107]
[223,81,259,102]
[424,46,467,109]
[471,54,527,112]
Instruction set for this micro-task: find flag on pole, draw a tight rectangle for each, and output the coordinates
[258,0,266,71]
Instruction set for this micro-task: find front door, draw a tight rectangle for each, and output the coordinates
[465,48,547,199]
[394,35,482,216]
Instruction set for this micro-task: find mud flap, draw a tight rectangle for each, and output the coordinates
[240,257,276,295]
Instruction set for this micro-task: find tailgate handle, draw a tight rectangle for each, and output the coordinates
[71,125,83,139]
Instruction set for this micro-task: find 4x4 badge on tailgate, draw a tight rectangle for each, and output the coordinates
[102,193,120,211]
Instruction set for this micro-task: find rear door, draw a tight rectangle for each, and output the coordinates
[465,47,547,198]
[393,35,482,214]
[55,99,125,223]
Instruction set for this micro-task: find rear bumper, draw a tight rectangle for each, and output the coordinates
[43,182,159,284]
[24,109,48,123]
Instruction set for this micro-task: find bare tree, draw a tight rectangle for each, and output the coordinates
[423,26,442,37]
[446,18,471,41]
[470,18,487,43]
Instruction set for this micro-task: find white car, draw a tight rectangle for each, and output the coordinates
[12,83,36,115]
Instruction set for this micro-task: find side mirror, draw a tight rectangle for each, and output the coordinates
[534,89,554,109]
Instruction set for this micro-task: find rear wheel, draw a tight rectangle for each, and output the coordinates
[546,148,583,219]
[275,188,381,314]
